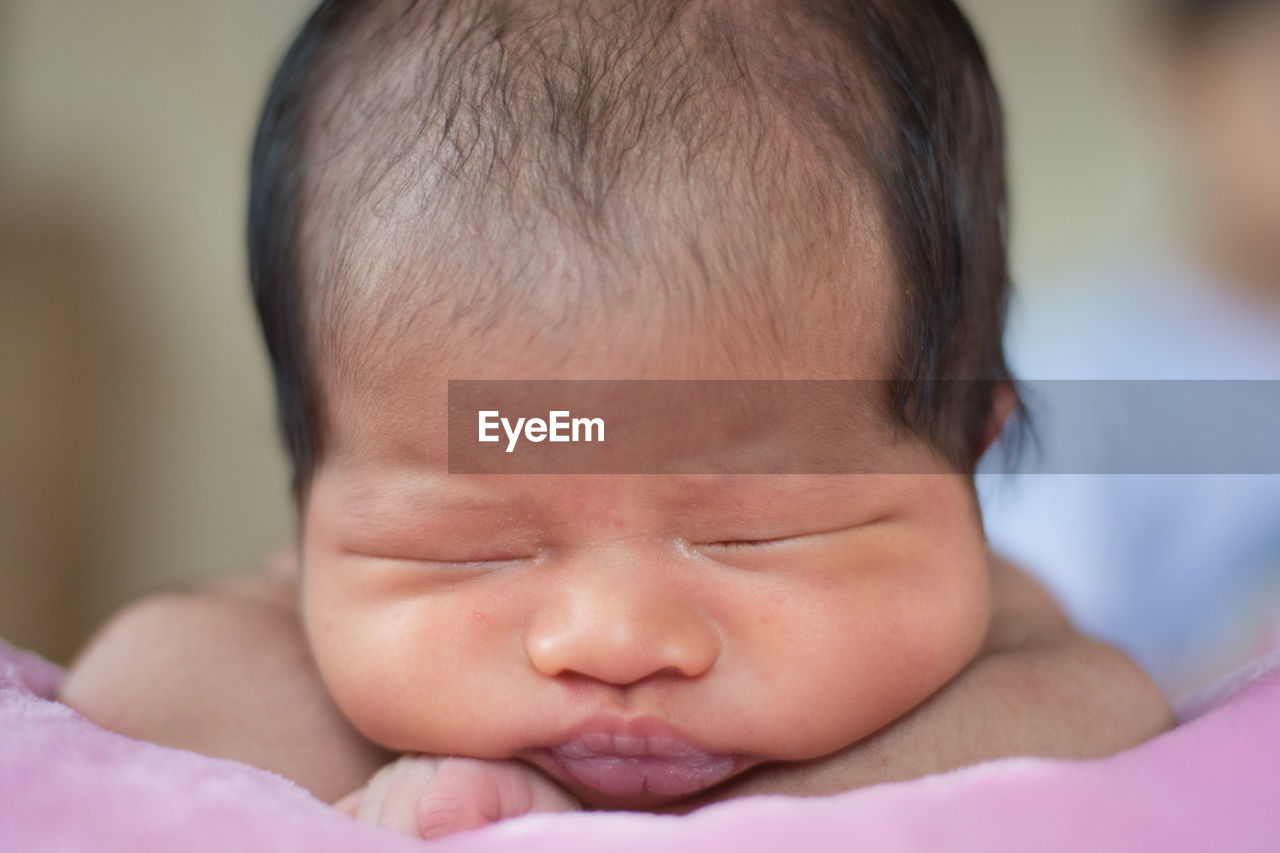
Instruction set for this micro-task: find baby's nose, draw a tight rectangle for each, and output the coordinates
[523,549,721,687]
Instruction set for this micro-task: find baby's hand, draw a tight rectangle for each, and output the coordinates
[335,754,581,839]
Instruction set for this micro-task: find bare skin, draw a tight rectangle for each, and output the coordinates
[59,552,1174,834]
[57,574,394,804]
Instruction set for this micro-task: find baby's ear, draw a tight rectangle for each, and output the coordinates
[976,381,1017,458]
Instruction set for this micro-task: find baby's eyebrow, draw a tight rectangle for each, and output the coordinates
[661,476,759,509]
[660,475,838,512]
[337,479,540,527]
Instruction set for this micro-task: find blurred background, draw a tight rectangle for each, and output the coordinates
[0,0,1222,664]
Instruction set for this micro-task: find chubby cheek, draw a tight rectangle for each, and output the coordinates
[302,560,523,756]
[732,490,990,759]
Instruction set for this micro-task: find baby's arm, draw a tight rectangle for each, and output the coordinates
[58,576,396,804]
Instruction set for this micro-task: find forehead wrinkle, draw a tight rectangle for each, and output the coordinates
[314,168,893,411]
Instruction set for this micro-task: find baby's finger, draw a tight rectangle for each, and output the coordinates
[416,758,579,840]
[358,755,442,836]
[332,787,363,817]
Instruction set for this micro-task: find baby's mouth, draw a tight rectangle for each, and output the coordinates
[527,717,744,800]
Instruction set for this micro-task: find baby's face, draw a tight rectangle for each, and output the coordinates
[300,278,991,809]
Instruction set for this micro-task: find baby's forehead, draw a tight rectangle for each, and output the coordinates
[316,278,910,488]
[317,232,900,408]
[306,146,898,392]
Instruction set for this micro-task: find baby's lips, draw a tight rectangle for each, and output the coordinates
[534,714,743,799]
[546,749,738,798]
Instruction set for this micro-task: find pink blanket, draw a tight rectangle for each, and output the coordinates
[2,636,1277,851]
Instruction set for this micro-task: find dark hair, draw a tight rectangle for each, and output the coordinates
[249,0,1015,502]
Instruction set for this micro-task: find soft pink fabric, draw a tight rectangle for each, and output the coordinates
[2,636,1277,852]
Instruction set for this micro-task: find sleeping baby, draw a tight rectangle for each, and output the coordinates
[60,0,1175,840]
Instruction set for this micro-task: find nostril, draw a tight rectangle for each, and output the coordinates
[560,664,695,685]
[522,572,723,686]
[525,623,720,686]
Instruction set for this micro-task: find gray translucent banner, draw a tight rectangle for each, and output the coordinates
[981,380,1280,475]
[446,380,1280,474]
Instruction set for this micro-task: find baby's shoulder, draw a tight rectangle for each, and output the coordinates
[59,575,390,802]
